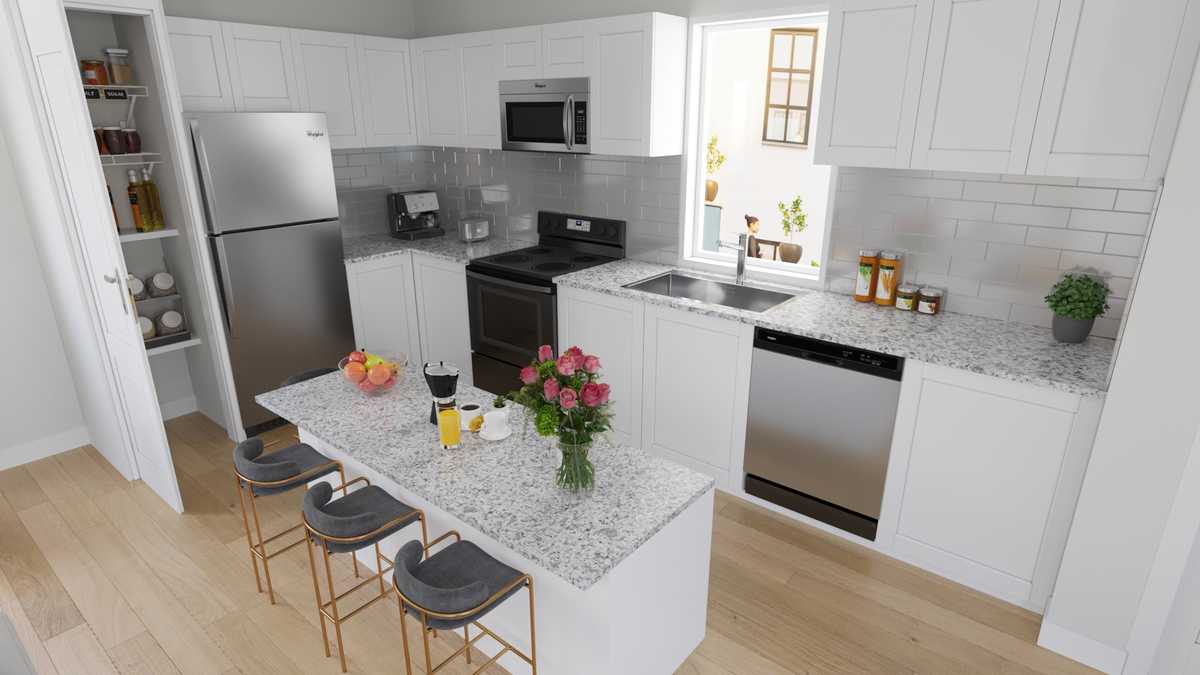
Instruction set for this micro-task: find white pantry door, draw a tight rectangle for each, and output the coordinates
[11,0,183,511]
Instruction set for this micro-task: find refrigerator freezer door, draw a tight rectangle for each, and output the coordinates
[211,220,354,429]
[190,112,338,234]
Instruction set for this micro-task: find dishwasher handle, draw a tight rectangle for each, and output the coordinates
[754,327,904,381]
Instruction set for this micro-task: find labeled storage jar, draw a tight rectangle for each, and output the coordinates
[104,48,133,84]
[894,283,919,311]
[917,287,944,315]
[156,310,185,336]
[853,249,880,302]
[102,127,126,154]
[81,59,108,85]
[149,271,176,297]
[874,251,903,306]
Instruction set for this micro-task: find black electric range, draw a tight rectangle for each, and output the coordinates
[466,211,626,394]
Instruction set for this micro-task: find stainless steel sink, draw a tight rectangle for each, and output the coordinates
[624,272,795,313]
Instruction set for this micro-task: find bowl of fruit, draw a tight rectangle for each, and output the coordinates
[339,350,404,396]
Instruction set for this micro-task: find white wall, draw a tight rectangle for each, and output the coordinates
[1038,64,1200,673]
[413,0,811,36]
[0,133,88,469]
[163,0,416,37]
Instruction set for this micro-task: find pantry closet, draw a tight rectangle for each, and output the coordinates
[1,0,240,512]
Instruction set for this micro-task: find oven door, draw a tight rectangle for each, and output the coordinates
[500,93,590,154]
[466,269,557,387]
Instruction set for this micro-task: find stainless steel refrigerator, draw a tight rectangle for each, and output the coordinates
[190,112,354,433]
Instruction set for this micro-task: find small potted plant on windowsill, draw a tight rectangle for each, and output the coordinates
[1044,273,1110,343]
[777,196,807,263]
[705,134,726,203]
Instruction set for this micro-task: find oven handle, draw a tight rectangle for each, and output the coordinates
[467,270,554,295]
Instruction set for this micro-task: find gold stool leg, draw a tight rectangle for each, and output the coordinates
[398,598,413,675]
[305,535,331,658]
[529,578,538,675]
[246,486,277,604]
[420,612,433,675]
[322,543,349,673]
[375,542,387,597]
[464,625,471,664]
[235,476,264,594]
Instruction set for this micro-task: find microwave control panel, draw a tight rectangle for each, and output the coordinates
[574,101,588,145]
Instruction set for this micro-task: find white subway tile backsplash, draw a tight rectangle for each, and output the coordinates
[1114,189,1158,213]
[962,181,1035,204]
[885,177,964,199]
[1059,251,1139,278]
[956,220,1027,244]
[928,198,995,221]
[1067,208,1149,234]
[994,203,1070,228]
[1033,185,1117,209]
[985,242,1061,268]
[1024,227,1106,252]
[1104,233,1145,257]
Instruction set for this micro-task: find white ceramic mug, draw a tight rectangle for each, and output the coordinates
[481,410,510,437]
[458,402,483,430]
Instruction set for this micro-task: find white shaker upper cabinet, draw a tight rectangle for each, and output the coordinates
[495,26,543,80]
[166,17,235,112]
[291,30,365,149]
[813,0,934,168]
[910,0,1058,173]
[413,37,465,147]
[1028,0,1200,180]
[222,23,300,111]
[542,20,590,78]
[457,32,501,150]
[356,36,418,147]
[588,13,687,157]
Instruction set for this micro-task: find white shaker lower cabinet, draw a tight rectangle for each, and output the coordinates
[411,255,473,383]
[887,363,1103,611]
[345,254,420,361]
[641,305,754,490]
[557,288,645,447]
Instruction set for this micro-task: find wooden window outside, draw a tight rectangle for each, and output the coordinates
[762,28,819,146]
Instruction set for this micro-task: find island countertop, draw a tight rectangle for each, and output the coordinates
[256,369,714,590]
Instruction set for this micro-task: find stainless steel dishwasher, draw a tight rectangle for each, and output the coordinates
[744,328,904,540]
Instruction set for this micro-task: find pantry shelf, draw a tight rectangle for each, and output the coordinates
[100,152,163,167]
[83,84,149,98]
[145,337,201,357]
[135,292,180,305]
[119,228,178,244]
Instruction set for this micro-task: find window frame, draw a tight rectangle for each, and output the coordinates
[761,27,820,147]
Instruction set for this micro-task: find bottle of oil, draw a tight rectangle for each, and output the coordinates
[126,169,148,233]
[140,167,165,230]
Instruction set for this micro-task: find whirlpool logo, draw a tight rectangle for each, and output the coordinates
[306,130,326,140]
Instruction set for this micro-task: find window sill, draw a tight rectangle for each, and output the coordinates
[679,253,825,292]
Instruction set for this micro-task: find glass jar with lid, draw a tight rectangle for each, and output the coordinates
[853,249,880,302]
[894,283,919,311]
[917,287,944,315]
[104,48,133,84]
[874,251,903,306]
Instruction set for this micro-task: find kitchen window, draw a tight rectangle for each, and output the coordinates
[762,28,819,146]
[683,14,833,282]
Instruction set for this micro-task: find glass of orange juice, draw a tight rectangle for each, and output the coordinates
[437,404,461,449]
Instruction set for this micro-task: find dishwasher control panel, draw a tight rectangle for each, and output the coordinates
[755,328,903,380]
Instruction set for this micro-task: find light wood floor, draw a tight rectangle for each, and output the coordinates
[0,412,1096,674]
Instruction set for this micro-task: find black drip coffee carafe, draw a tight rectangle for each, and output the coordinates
[423,362,460,424]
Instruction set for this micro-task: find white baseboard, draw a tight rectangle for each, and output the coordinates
[0,426,90,471]
[159,396,198,421]
[1038,620,1128,674]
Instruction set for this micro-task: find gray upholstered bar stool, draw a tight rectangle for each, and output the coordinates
[303,481,429,672]
[232,437,344,604]
[392,534,538,675]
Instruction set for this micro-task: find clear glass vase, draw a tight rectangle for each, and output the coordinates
[556,439,595,491]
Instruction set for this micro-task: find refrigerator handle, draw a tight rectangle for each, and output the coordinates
[189,119,221,235]
[213,238,236,338]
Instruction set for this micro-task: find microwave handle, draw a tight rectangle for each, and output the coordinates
[564,95,575,151]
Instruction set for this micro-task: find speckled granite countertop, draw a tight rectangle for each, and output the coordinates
[343,233,529,265]
[256,369,714,590]
[554,259,1114,395]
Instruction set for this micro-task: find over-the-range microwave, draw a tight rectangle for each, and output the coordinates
[499,77,589,154]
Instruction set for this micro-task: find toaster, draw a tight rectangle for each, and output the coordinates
[458,213,492,242]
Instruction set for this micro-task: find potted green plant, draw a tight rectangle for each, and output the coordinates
[1044,273,1110,343]
[777,196,807,263]
[705,134,726,203]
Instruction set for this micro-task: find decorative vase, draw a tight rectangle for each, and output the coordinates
[705,179,719,203]
[1052,315,1094,343]
[556,439,595,491]
[779,242,803,263]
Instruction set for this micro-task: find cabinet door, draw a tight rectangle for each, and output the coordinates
[813,0,934,168]
[543,20,590,78]
[356,36,418,147]
[413,37,464,146]
[895,370,1076,602]
[589,15,651,156]
[411,256,473,383]
[1027,0,1200,179]
[291,29,365,149]
[910,0,1058,173]
[458,32,501,149]
[222,22,300,111]
[345,256,420,362]
[642,306,753,489]
[495,26,543,79]
[166,17,235,112]
[558,289,644,447]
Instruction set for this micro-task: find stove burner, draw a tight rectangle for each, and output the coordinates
[493,254,532,264]
[572,255,601,263]
[534,262,572,272]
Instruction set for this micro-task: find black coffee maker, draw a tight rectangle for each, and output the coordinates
[388,190,444,240]
[423,362,460,424]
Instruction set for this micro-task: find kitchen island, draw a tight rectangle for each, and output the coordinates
[257,369,715,675]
